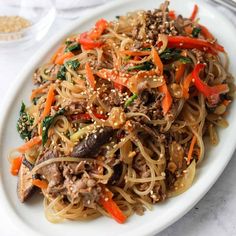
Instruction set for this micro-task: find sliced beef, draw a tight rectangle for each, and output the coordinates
[36,150,62,188]
[71,127,114,158]
[17,157,35,203]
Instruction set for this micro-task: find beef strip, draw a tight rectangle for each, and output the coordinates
[36,150,62,188]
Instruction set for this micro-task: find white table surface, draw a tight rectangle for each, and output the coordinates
[0,2,235,236]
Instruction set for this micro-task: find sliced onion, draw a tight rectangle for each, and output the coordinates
[158,34,168,54]
[167,160,196,198]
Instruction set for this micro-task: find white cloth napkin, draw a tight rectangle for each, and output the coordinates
[4,0,110,9]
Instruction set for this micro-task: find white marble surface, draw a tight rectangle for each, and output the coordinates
[0,1,235,236]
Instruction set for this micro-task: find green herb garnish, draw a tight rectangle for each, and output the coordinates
[125,94,138,108]
[160,48,192,64]
[17,102,34,141]
[178,56,192,64]
[192,27,201,38]
[57,59,80,80]
[65,42,81,52]
[127,61,153,71]
[42,109,65,145]
[66,59,80,69]
[57,66,67,80]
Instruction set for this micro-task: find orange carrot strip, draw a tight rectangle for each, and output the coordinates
[187,135,197,165]
[10,156,23,176]
[30,86,45,100]
[182,72,193,98]
[32,179,48,189]
[158,83,173,115]
[16,136,42,153]
[190,4,198,21]
[40,84,55,121]
[175,63,186,82]
[85,62,96,89]
[50,45,66,64]
[54,52,74,65]
[222,99,231,107]
[99,188,127,224]
[151,46,163,75]
[120,50,151,56]
[199,24,214,40]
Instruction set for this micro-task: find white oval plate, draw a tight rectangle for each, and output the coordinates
[0,0,236,235]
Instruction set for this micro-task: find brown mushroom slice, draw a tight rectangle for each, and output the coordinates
[17,159,35,203]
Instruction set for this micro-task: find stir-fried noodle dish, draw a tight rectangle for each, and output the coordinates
[10,1,234,224]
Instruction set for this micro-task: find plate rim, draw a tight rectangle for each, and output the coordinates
[0,0,236,235]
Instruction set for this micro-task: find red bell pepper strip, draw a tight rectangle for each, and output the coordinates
[192,63,229,104]
[167,36,225,54]
[78,32,103,50]
[199,24,214,40]
[168,10,176,20]
[89,18,108,40]
[190,4,199,21]
[78,19,108,50]
[99,188,127,224]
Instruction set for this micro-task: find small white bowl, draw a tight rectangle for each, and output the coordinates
[0,0,56,52]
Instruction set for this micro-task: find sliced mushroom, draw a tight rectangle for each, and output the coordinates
[71,127,114,158]
[17,158,35,203]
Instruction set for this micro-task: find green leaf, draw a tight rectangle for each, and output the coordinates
[160,48,182,60]
[17,102,34,141]
[125,94,138,108]
[57,59,80,81]
[42,109,65,145]
[57,65,67,80]
[127,61,153,72]
[65,42,81,52]
[192,27,201,38]
[178,56,192,64]
[160,48,192,64]
[20,102,26,115]
[66,59,80,70]
[65,40,73,46]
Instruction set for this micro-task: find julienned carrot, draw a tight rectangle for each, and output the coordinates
[190,4,198,21]
[10,156,23,176]
[32,179,48,189]
[85,62,96,89]
[16,136,42,153]
[99,188,127,224]
[187,135,197,165]
[158,83,173,115]
[199,24,214,40]
[50,45,66,64]
[31,86,45,100]
[182,72,193,98]
[222,99,231,107]
[120,50,151,56]
[151,47,163,75]
[175,63,186,82]
[40,84,55,121]
[54,51,74,65]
